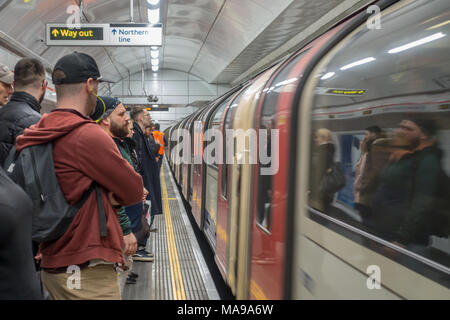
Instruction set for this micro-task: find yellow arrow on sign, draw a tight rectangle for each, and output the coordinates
[52,29,59,37]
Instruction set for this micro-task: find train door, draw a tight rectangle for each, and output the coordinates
[247,19,347,301]
[216,87,248,281]
[203,100,231,249]
[182,109,202,202]
[229,65,279,299]
[191,107,209,227]
[294,0,450,299]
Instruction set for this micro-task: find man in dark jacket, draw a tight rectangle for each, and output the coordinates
[0,58,47,166]
[131,107,163,236]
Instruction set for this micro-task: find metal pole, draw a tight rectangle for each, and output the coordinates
[130,0,134,23]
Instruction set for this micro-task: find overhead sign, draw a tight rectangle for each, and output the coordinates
[46,23,162,47]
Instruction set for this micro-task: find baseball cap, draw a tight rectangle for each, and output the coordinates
[90,96,122,122]
[0,63,14,84]
[52,52,113,85]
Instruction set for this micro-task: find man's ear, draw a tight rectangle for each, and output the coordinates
[100,117,110,127]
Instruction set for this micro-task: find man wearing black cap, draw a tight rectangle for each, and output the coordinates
[15,52,144,300]
[372,118,448,249]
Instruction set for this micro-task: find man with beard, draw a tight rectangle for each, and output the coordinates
[92,96,146,290]
[0,58,47,166]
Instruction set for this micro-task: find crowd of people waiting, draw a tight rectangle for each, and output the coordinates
[0,52,166,299]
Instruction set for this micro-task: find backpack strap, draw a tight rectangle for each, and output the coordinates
[95,185,108,238]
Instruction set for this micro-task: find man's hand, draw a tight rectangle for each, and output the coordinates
[34,253,42,262]
[123,233,137,256]
[143,188,149,201]
[108,192,120,207]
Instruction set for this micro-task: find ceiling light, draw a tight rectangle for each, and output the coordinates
[388,32,446,54]
[147,0,160,5]
[321,72,335,80]
[340,57,376,70]
[148,8,160,24]
[151,58,159,66]
[151,50,159,59]
[152,65,159,72]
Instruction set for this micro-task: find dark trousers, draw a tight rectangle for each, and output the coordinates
[125,203,148,247]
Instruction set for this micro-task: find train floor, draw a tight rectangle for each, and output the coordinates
[122,159,220,300]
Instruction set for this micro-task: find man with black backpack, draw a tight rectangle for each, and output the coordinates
[11,52,144,300]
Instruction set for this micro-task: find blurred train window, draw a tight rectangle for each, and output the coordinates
[222,89,246,199]
[307,0,450,275]
[256,51,307,232]
[207,97,232,169]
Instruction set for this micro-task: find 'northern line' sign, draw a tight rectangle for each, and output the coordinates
[46,23,162,46]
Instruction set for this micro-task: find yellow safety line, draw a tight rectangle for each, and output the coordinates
[161,170,187,300]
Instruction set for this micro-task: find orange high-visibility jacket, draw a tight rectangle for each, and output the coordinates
[152,130,164,155]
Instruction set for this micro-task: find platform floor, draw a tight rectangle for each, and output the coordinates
[122,159,219,300]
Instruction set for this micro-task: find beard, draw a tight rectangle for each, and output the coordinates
[110,120,129,138]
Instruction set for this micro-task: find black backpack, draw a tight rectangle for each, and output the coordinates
[4,143,107,243]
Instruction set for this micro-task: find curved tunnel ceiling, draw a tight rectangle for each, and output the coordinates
[0,0,366,89]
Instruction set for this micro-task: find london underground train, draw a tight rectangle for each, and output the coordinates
[166,0,450,299]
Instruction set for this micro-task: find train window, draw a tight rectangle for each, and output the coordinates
[207,97,232,169]
[222,89,246,199]
[256,51,307,232]
[307,0,450,275]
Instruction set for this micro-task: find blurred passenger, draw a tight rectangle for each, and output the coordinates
[372,118,449,248]
[353,126,386,224]
[309,128,337,212]
[152,123,165,172]
[0,63,13,107]
[15,52,143,300]
[0,58,46,166]
[0,167,42,299]
[146,123,161,162]
[130,107,163,260]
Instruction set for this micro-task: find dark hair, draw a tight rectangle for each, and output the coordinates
[130,107,146,121]
[411,118,437,138]
[154,123,160,131]
[14,58,45,89]
[365,125,382,134]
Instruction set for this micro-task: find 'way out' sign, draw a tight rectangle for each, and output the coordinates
[46,23,162,47]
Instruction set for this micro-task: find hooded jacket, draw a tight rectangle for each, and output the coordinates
[0,91,42,166]
[15,109,144,268]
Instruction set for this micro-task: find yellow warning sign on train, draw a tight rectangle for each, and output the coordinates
[49,27,103,41]
[326,88,367,96]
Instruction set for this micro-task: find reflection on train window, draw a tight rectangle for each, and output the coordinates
[257,51,306,231]
[208,98,230,169]
[222,90,245,198]
[307,0,450,272]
